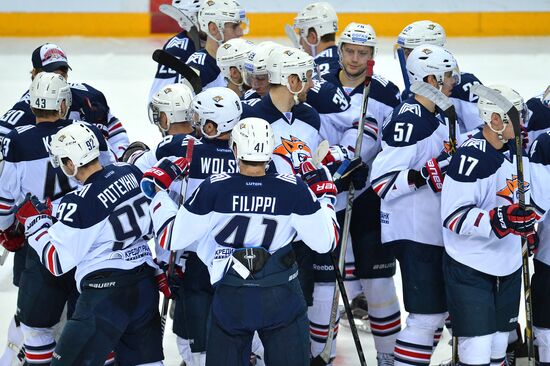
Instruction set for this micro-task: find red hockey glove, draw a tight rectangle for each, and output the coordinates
[24,215,52,238]
[155,267,172,299]
[15,193,52,226]
[525,231,539,256]
[140,157,190,199]
[489,204,536,238]
[0,222,25,252]
[300,160,337,198]
[420,151,452,193]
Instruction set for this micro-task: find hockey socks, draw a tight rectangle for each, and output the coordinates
[394,313,446,366]
[308,283,339,360]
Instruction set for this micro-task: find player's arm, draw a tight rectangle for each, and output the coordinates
[0,132,25,230]
[528,132,550,218]
[104,112,130,160]
[339,115,380,163]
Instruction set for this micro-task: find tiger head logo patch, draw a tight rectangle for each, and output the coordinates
[273,135,312,171]
[496,175,530,203]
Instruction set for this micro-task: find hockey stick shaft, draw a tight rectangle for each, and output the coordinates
[159,4,201,51]
[471,85,534,364]
[160,137,196,337]
[152,49,202,94]
[396,47,411,91]
[317,60,374,366]
[0,248,8,266]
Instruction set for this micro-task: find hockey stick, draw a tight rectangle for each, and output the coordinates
[160,137,196,337]
[152,49,202,94]
[285,24,302,49]
[394,46,411,93]
[471,84,535,365]
[0,248,8,266]
[312,140,329,167]
[159,4,201,51]
[410,81,457,155]
[313,60,375,366]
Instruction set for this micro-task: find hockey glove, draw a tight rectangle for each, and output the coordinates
[331,157,369,192]
[489,204,537,238]
[321,145,352,165]
[15,193,52,226]
[121,141,150,163]
[525,231,539,256]
[140,157,190,199]
[24,215,52,238]
[0,222,25,252]
[154,267,173,299]
[420,151,452,193]
[81,98,109,127]
[300,160,337,199]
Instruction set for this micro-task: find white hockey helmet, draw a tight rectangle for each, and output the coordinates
[338,22,377,53]
[29,72,72,118]
[216,38,255,81]
[243,41,282,77]
[172,0,201,29]
[477,85,526,128]
[266,47,314,91]
[406,44,460,86]
[149,83,195,133]
[230,117,274,162]
[198,0,249,44]
[397,20,446,49]
[49,123,100,177]
[293,2,338,42]
[191,87,242,138]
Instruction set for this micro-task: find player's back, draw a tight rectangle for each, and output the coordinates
[52,163,155,289]
[450,72,483,133]
[186,49,226,89]
[0,92,36,137]
[314,45,339,77]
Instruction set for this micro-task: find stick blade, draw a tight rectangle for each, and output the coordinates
[410,81,453,111]
[284,24,302,49]
[471,84,520,134]
[312,140,329,167]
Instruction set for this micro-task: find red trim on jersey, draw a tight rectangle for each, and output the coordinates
[474,212,484,227]
[47,245,56,274]
[35,230,48,241]
[109,122,123,132]
[0,203,11,210]
[448,216,460,232]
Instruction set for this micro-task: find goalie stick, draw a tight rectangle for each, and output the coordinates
[471,84,535,366]
[152,49,202,95]
[159,4,201,51]
[160,137,195,337]
[313,60,375,366]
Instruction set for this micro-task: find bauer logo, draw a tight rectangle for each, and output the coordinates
[380,211,390,224]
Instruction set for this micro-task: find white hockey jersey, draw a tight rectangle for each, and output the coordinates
[149,172,338,284]
[0,120,115,231]
[441,133,530,276]
[371,97,450,246]
[26,163,156,291]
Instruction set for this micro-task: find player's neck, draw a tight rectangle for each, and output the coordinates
[239,162,266,177]
[338,69,365,89]
[482,126,505,150]
[168,123,194,135]
[205,39,219,58]
[316,41,335,55]
[414,95,436,113]
[77,161,103,184]
[35,117,59,124]
[269,87,294,113]
[227,81,243,98]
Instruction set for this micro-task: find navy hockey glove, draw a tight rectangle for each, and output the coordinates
[15,193,52,226]
[331,157,369,192]
[420,151,451,193]
[81,98,109,126]
[489,204,537,238]
[0,222,25,252]
[141,157,190,199]
[300,160,337,198]
[24,215,52,238]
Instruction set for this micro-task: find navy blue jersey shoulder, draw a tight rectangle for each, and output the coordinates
[447,139,503,182]
[154,31,196,80]
[370,76,401,108]
[527,97,550,132]
[69,83,110,114]
[188,138,237,180]
[307,79,350,114]
[315,45,340,76]
[382,98,442,147]
[530,131,550,165]
[242,89,261,101]
[241,94,320,130]
[59,163,145,228]
[0,98,35,134]
[185,172,320,216]
[451,73,482,103]
[186,49,220,87]
[154,134,192,160]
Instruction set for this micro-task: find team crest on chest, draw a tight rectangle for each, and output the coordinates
[273,135,312,171]
[496,174,530,203]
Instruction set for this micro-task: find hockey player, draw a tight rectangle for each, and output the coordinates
[396,20,484,133]
[525,85,550,146]
[293,2,339,77]
[370,44,461,365]
[216,38,255,97]
[148,0,201,100]
[0,72,114,365]
[242,41,282,101]
[441,85,535,365]
[0,43,130,160]
[18,122,163,366]
[145,117,339,365]
[186,0,249,89]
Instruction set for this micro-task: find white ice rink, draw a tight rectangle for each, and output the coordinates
[0,35,549,365]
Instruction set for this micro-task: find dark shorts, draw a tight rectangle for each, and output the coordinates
[294,241,314,306]
[17,249,77,328]
[443,253,521,337]
[51,266,163,366]
[532,259,550,329]
[313,188,396,283]
[12,244,28,287]
[392,240,447,314]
